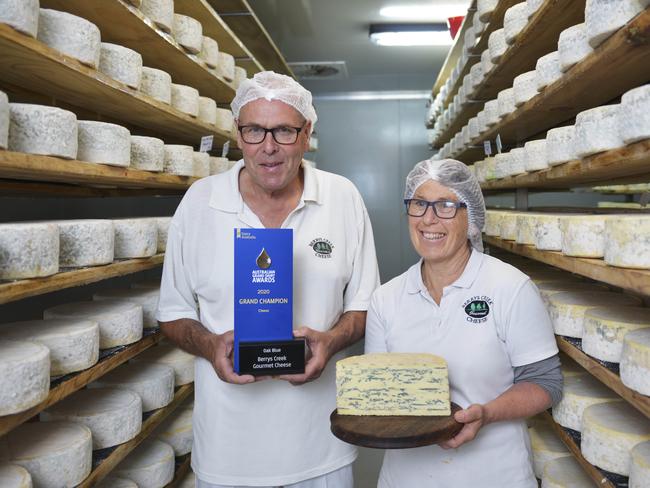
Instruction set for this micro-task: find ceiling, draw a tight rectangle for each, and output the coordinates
[248,0,471,94]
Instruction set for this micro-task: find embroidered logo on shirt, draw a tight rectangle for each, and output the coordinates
[462,296,493,324]
[309,238,334,259]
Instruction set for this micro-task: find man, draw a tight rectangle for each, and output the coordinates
[157,71,380,488]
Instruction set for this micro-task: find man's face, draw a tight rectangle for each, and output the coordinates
[236,99,311,193]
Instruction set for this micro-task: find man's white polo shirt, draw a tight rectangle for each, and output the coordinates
[157,160,380,486]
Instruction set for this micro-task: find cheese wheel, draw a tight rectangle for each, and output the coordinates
[41,388,142,449]
[155,217,171,253]
[513,70,538,107]
[77,121,131,167]
[209,156,229,175]
[216,52,235,81]
[192,151,210,178]
[0,464,32,488]
[469,62,484,91]
[488,28,507,63]
[0,340,49,415]
[604,215,650,269]
[0,421,92,487]
[575,104,624,158]
[215,108,234,133]
[630,440,650,488]
[620,328,650,395]
[508,147,527,176]
[171,84,199,117]
[172,14,202,54]
[494,153,512,180]
[97,477,138,488]
[131,135,164,172]
[552,374,620,431]
[504,3,529,44]
[8,103,77,159]
[548,290,641,338]
[516,213,543,244]
[582,401,650,475]
[524,139,548,171]
[0,89,7,149]
[198,96,217,126]
[44,300,143,349]
[114,440,175,488]
[2,318,99,376]
[541,456,593,488]
[99,43,143,89]
[484,210,508,236]
[464,26,476,54]
[155,402,193,455]
[164,144,194,176]
[478,0,498,22]
[461,125,470,146]
[468,116,479,140]
[560,214,611,257]
[474,18,486,35]
[234,66,247,88]
[140,0,173,33]
[93,286,159,329]
[536,281,608,307]
[483,157,497,180]
[0,0,38,37]
[533,214,563,250]
[0,222,59,279]
[113,218,158,258]
[37,9,101,68]
[140,67,172,104]
[536,51,563,91]
[527,0,544,17]
[57,219,114,267]
[558,23,593,72]
[583,306,650,362]
[497,87,516,119]
[529,423,569,478]
[132,344,195,386]
[620,84,650,144]
[199,36,219,68]
[585,0,647,48]
[499,211,524,240]
[177,471,196,488]
[481,49,495,77]
[546,126,576,166]
[484,99,500,127]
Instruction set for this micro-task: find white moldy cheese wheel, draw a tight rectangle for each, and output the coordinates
[99,43,143,89]
[464,26,476,54]
[488,28,507,63]
[548,290,641,338]
[37,9,101,68]
[546,125,576,166]
[164,144,194,176]
[631,441,650,488]
[536,51,562,91]
[528,422,569,478]
[0,90,7,149]
[90,362,174,412]
[484,210,507,236]
[585,0,647,48]
[77,121,131,167]
[560,214,610,257]
[575,104,624,158]
[533,214,562,250]
[0,222,59,279]
[552,374,620,431]
[209,156,229,175]
[113,218,158,258]
[499,211,523,240]
[504,3,529,44]
[483,99,500,127]
[478,0,498,22]
[44,300,143,349]
[199,36,219,68]
[605,215,650,269]
[131,135,164,172]
[57,219,114,267]
[140,67,172,104]
[0,463,32,488]
[508,147,527,176]
[41,388,142,449]
[94,286,159,328]
[620,84,650,144]
[558,23,593,72]
[132,343,195,385]
[234,66,247,88]
[140,0,174,33]
[215,108,234,133]
[97,477,138,488]
[8,103,77,159]
[172,14,202,54]
[0,0,38,37]
[494,152,512,179]
[114,440,175,488]
[2,318,99,376]
[0,421,92,487]
[513,70,538,107]
[155,402,193,455]
[171,83,199,117]
[497,87,516,119]
[524,139,548,171]
[192,151,210,178]
[516,213,543,244]
[582,401,650,475]
[155,217,171,253]
[621,328,650,395]
[583,306,650,362]
[0,340,49,416]
[198,96,217,126]
[527,0,544,18]
[468,116,479,139]
[536,281,608,306]
[216,52,235,81]
[481,49,495,77]
[469,63,484,91]
[541,456,594,488]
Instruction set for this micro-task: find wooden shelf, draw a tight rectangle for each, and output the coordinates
[483,235,650,296]
[204,0,294,77]
[0,252,165,305]
[0,24,233,147]
[0,331,163,438]
[166,454,192,488]
[0,178,193,198]
[39,0,235,103]
[79,384,194,487]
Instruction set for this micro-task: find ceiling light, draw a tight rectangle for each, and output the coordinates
[379,4,469,21]
[369,24,453,46]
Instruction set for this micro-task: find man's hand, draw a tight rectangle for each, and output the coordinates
[277,326,335,386]
[439,404,487,449]
[209,330,270,385]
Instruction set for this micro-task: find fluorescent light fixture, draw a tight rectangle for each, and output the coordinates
[380,4,469,20]
[369,23,452,46]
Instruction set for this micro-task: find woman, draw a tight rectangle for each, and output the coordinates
[365,158,562,488]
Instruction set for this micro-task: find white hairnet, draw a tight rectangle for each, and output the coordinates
[231,71,317,128]
[404,158,485,252]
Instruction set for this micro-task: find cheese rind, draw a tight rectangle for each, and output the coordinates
[172,14,202,54]
[504,3,529,44]
[113,218,158,258]
[541,456,593,488]
[0,463,32,488]
[0,222,59,279]
[209,156,229,175]
[558,23,593,72]
[199,36,219,68]
[583,306,650,362]
[533,214,562,251]
[192,151,210,178]
[0,340,50,416]
[155,402,193,455]
[155,217,171,253]
[604,216,650,269]
[552,374,620,431]
[37,9,101,68]
[488,28,507,63]
[57,219,114,267]
[131,136,164,172]
[585,0,646,48]
[560,215,609,257]
[524,139,547,171]
[0,0,38,37]
[171,84,199,117]
[93,287,160,329]
[478,0,498,22]
[215,108,234,134]
[140,0,174,33]
[630,440,650,488]
[140,67,172,104]
[99,43,143,89]
[546,126,576,166]
[114,440,175,488]
[620,328,650,395]
[234,66,247,88]
[620,84,650,144]
[513,70,538,107]
[215,52,235,82]
[77,121,131,167]
[163,144,194,176]
[8,103,77,159]
[132,344,195,385]
[528,423,569,478]
[198,97,217,126]
[536,51,562,91]
[575,104,624,158]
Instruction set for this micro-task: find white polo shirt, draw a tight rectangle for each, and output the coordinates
[157,160,380,486]
[365,249,557,488]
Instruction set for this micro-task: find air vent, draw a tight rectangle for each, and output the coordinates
[288,61,348,80]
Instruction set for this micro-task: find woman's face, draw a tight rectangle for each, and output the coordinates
[407,179,469,265]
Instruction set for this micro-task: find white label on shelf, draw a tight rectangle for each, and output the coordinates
[496,134,502,154]
[221,140,230,158]
[200,135,213,153]
[484,140,492,156]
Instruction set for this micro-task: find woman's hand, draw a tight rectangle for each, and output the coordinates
[439,403,487,449]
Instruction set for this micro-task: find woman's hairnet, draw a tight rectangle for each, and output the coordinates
[231,71,318,128]
[404,158,485,252]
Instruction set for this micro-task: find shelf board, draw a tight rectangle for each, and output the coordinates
[0,252,165,305]
[79,384,194,488]
[0,331,163,438]
[483,235,650,296]
[0,178,191,198]
[39,0,236,103]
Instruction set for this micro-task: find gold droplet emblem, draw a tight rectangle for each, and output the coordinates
[256,248,271,269]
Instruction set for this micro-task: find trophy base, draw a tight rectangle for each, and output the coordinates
[238,338,306,375]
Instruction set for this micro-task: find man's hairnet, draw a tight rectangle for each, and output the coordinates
[231,71,317,129]
[404,158,485,252]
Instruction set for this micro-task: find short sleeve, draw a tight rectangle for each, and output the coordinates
[364,291,389,353]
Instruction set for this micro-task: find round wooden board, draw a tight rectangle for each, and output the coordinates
[330,403,463,449]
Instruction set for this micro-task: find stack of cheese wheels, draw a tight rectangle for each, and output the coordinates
[0,0,39,37]
[155,400,193,455]
[155,217,171,253]
[44,300,143,349]
[90,361,174,412]
[552,374,621,431]
[0,340,50,415]
[164,144,194,176]
[620,84,650,144]
[630,441,650,488]
[560,214,612,257]
[605,215,650,269]
[541,456,594,488]
[547,290,641,338]
[97,476,138,488]
[0,222,59,279]
[582,306,650,363]
[113,218,158,258]
[113,439,175,488]
[140,67,172,104]
[528,421,570,478]
[93,287,160,328]
[0,463,32,488]
[57,219,115,267]
[131,136,165,172]
[41,388,142,449]
[0,421,92,487]
[2,318,99,376]
[535,281,607,306]
[98,43,143,89]
[77,121,131,167]
[132,343,195,385]
[581,401,650,476]
[37,9,101,68]
[140,0,174,33]
[620,328,650,395]
[8,104,78,159]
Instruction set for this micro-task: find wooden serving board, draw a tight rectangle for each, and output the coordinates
[330,403,463,449]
